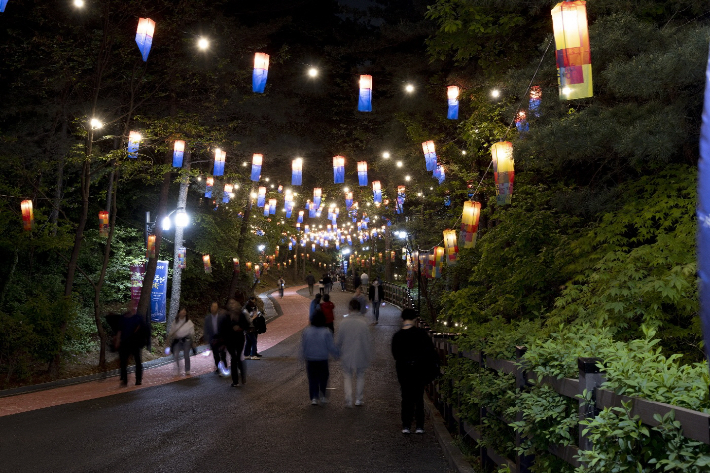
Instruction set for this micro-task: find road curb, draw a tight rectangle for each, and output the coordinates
[424,396,477,473]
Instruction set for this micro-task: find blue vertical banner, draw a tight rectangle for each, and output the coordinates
[150,260,169,323]
[698,43,710,364]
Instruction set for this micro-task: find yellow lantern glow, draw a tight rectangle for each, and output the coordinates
[551,1,592,99]
[491,141,514,205]
[460,201,481,248]
[21,199,33,231]
[443,229,458,265]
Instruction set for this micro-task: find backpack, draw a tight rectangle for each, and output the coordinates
[253,313,267,334]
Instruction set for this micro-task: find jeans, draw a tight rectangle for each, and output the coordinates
[400,379,425,429]
[343,367,366,405]
[119,344,143,384]
[306,360,329,400]
[244,332,258,357]
[227,339,246,384]
[324,284,331,294]
[372,302,380,322]
[172,337,192,373]
[340,281,346,291]
[308,284,314,295]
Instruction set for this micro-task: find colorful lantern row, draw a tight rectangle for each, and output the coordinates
[135,18,155,62]
[253,52,270,93]
[172,140,185,167]
[292,158,302,186]
[333,156,345,184]
[251,154,262,182]
[203,255,212,273]
[491,141,515,205]
[372,181,382,204]
[551,1,592,100]
[447,86,459,120]
[422,141,436,172]
[358,75,372,112]
[21,199,33,231]
[127,131,141,159]
[205,177,214,198]
[147,234,156,259]
[213,149,226,176]
[223,184,233,203]
[257,187,266,207]
[99,210,109,237]
[460,201,481,248]
[177,247,186,269]
[357,161,368,186]
[443,229,458,264]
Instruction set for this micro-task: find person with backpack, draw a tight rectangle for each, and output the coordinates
[391,308,439,434]
[116,308,147,386]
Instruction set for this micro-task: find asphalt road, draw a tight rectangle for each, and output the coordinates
[0,288,452,473]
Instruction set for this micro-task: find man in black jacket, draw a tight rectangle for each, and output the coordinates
[368,278,384,325]
[117,308,147,386]
[225,299,249,386]
[203,302,225,372]
[391,308,438,434]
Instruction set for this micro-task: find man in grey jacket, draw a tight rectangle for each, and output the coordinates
[335,299,373,407]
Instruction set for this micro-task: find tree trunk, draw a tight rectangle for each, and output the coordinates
[167,152,191,334]
[229,185,255,298]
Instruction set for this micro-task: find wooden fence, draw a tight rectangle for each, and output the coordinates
[422,328,710,473]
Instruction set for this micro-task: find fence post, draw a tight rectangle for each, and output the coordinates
[515,346,534,473]
[578,357,605,452]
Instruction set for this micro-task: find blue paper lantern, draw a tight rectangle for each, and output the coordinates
[251,154,262,182]
[447,86,459,120]
[205,177,214,198]
[127,131,141,159]
[269,199,276,215]
[292,159,302,186]
[309,202,317,218]
[357,161,368,186]
[263,205,269,217]
[515,111,529,133]
[372,181,382,204]
[135,18,155,62]
[396,185,405,214]
[358,75,372,112]
[422,141,437,172]
[0,0,8,12]
[223,184,233,204]
[333,156,345,184]
[345,192,353,210]
[213,149,226,176]
[434,165,445,184]
[257,187,266,207]
[253,53,269,93]
[297,210,304,223]
[529,86,541,117]
[313,188,322,208]
[172,140,185,167]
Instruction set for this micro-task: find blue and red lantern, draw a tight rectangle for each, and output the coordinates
[358,75,372,112]
[251,154,262,182]
[357,161,368,186]
[447,86,459,120]
[127,131,141,159]
[253,53,270,93]
[372,181,382,204]
[333,156,345,184]
[173,140,185,167]
[422,141,437,172]
[135,18,155,62]
[213,149,226,176]
[292,158,302,186]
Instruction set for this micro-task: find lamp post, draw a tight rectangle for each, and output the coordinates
[167,151,191,333]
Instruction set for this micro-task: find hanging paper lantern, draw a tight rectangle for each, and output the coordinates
[491,141,515,205]
[233,257,240,272]
[390,250,395,262]
[312,243,316,252]
[313,188,322,208]
[288,241,293,250]
[292,158,303,186]
[0,0,8,12]
[460,201,481,248]
[529,86,542,116]
[515,111,529,133]
[147,235,156,259]
[297,210,304,223]
[263,205,270,217]
[551,1,592,100]
[213,149,226,176]
[127,131,142,159]
[135,18,156,62]
[173,140,185,167]
[177,247,186,269]
[278,185,283,193]
[257,187,266,207]
[345,192,353,209]
[223,184,233,203]
[269,198,277,215]
[447,86,459,120]
[357,162,368,186]
[422,141,437,172]
[246,262,252,271]
[304,224,310,234]
[433,165,445,184]
[396,186,405,214]
[203,255,212,273]
[20,200,33,231]
[443,229,458,265]
[358,75,372,112]
[333,156,345,184]
[372,181,382,204]
[434,246,445,277]
[205,177,214,198]
[253,52,270,93]
[99,210,109,237]
[251,154,263,182]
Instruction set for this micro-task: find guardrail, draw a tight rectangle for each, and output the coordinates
[341,277,415,309]
[421,327,710,473]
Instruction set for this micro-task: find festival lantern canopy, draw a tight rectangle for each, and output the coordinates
[127,131,142,159]
[213,149,226,176]
[99,210,109,237]
[551,1,592,100]
[396,186,405,214]
[205,177,214,198]
[529,86,542,116]
[269,198,277,215]
[333,156,345,184]
[135,18,155,62]
[372,181,382,204]
[443,229,458,265]
[358,75,372,112]
[172,140,185,167]
[233,257,240,272]
[357,161,368,186]
[460,201,481,248]
[433,165,445,184]
[203,255,212,273]
[257,187,266,207]
[251,154,263,182]
[447,86,459,120]
[253,53,270,93]
[223,184,233,203]
[292,158,303,186]
[147,235,156,259]
[422,141,437,172]
[515,111,529,133]
[491,141,515,205]
[313,188,322,208]
[20,200,33,231]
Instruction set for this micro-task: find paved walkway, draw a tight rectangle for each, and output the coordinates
[0,286,452,472]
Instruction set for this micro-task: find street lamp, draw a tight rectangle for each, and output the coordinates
[90,118,103,129]
[405,84,415,93]
[308,67,318,77]
[197,37,209,50]
[160,208,190,231]
[382,152,390,159]
[73,0,85,7]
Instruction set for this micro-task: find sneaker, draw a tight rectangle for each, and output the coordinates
[355,400,364,406]
[135,381,142,386]
[185,371,190,376]
[311,399,319,405]
[415,428,425,434]
[319,396,328,404]
[231,383,240,387]
[402,428,411,434]
[255,353,263,358]
[251,356,261,360]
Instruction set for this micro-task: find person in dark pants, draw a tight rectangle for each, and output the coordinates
[243,297,261,359]
[117,308,146,386]
[301,310,338,405]
[225,299,249,386]
[352,272,361,290]
[391,308,438,434]
[305,272,316,296]
[368,278,384,325]
[203,301,225,372]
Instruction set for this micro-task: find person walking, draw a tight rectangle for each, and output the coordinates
[335,299,372,407]
[305,272,316,296]
[168,308,195,376]
[301,310,339,405]
[360,271,369,289]
[322,273,332,294]
[392,308,439,434]
[225,299,249,386]
[320,293,335,333]
[368,278,384,325]
[277,276,285,298]
[203,302,226,372]
[243,297,262,359]
[353,272,361,290]
[117,308,147,386]
[339,273,346,291]
[309,293,322,321]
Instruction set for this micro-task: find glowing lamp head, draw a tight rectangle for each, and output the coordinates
[73,0,85,7]
[405,84,415,93]
[491,89,501,98]
[254,52,270,70]
[359,75,372,89]
[175,210,189,228]
[90,118,103,129]
[198,37,209,50]
[382,152,390,159]
[447,86,459,100]
[308,68,318,77]
[252,154,263,166]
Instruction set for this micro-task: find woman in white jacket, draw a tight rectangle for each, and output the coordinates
[169,308,195,375]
